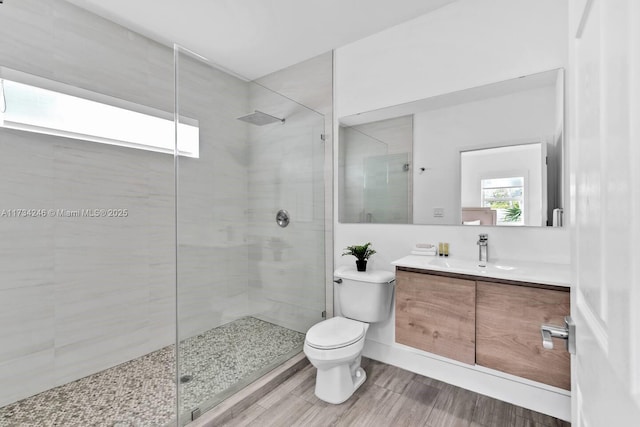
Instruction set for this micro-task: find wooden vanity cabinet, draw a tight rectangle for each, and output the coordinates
[475,281,571,390]
[395,269,476,365]
[394,267,571,390]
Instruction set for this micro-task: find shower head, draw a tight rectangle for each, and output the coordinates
[237,110,285,126]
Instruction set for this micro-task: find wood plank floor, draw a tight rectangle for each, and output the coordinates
[220,358,571,427]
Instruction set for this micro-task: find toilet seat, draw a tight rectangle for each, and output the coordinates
[305,317,366,350]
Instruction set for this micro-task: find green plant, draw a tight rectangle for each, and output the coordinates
[342,242,376,261]
[503,202,522,222]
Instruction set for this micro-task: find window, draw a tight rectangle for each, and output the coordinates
[481,176,524,225]
[0,67,198,157]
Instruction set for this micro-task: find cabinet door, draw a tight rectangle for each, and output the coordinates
[476,281,570,390]
[395,270,476,365]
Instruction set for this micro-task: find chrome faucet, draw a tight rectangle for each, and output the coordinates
[477,234,488,267]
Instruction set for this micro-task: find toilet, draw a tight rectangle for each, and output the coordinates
[303,266,395,404]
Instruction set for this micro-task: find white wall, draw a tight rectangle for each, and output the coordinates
[333,0,570,419]
[335,0,568,118]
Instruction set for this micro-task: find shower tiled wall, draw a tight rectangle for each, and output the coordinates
[248,53,333,332]
[0,0,250,407]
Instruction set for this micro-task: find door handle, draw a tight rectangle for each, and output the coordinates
[541,316,575,354]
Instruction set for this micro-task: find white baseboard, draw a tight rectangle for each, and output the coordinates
[363,339,571,422]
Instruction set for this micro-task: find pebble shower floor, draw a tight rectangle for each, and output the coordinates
[0,317,305,427]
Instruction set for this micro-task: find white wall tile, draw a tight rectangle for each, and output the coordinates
[0,0,219,406]
[0,350,55,407]
[250,54,333,328]
[0,285,55,364]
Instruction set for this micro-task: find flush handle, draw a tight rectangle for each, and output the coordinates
[541,316,575,354]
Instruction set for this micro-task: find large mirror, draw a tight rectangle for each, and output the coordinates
[338,68,565,227]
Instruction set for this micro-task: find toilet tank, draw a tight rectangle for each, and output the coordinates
[334,266,395,323]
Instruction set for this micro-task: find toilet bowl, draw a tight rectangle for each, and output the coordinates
[304,267,395,404]
[304,316,369,404]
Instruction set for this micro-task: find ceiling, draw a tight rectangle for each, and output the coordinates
[64,0,457,80]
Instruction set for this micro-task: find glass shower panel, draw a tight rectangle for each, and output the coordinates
[175,46,325,424]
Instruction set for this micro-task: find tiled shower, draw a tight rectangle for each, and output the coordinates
[0,1,329,425]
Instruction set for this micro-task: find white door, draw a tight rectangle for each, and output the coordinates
[570,0,640,425]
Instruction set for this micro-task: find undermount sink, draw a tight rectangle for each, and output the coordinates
[427,257,517,273]
[391,255,571,287]
[390,255,518,275]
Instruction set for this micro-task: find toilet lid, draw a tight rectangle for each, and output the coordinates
[305,317,366,350]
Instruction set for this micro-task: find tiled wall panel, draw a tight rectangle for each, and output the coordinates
[0,0,250,406]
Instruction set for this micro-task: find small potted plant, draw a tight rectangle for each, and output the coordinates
[342,242,376,271]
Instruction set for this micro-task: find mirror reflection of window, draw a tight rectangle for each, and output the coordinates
[480,177,524,226]
[460,143,545,227]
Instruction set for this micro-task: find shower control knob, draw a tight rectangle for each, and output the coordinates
[276,209,290,228]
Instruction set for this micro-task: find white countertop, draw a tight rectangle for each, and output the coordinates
[391,255,571,288]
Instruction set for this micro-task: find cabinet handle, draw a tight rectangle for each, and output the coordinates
[541,316,575,354]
